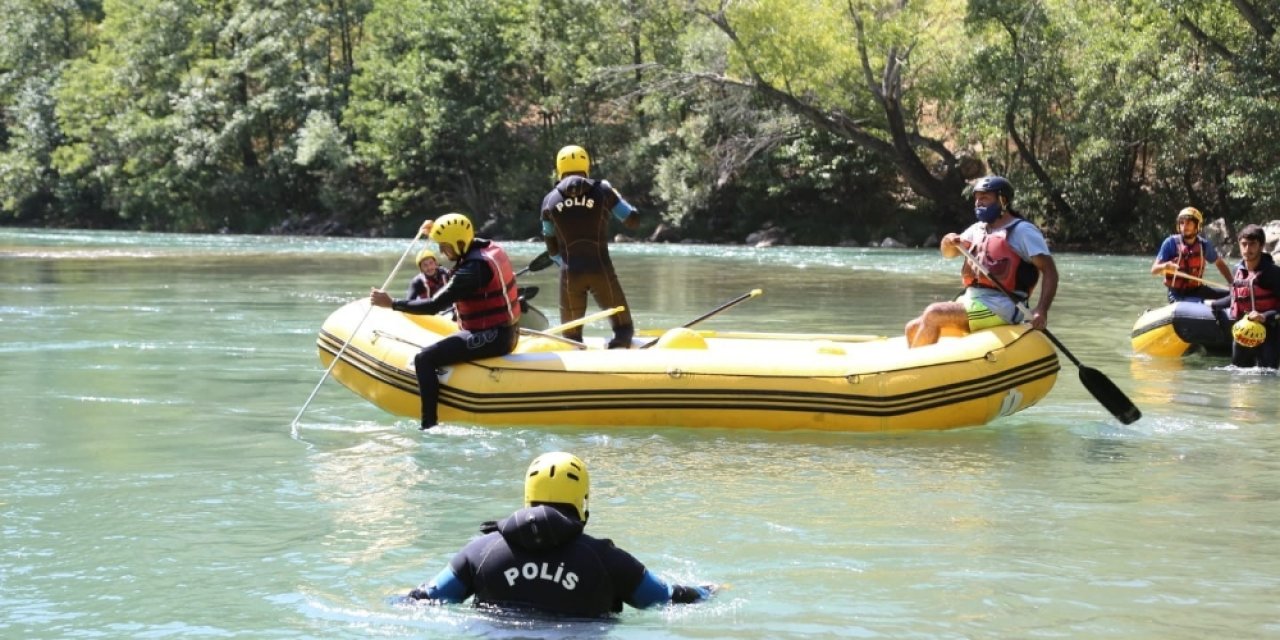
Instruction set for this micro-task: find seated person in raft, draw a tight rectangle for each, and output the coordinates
[905,175,1058,348]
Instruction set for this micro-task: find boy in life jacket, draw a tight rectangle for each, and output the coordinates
[905,175,1059,348]
[370,213,521,430]
[1149,207,1232,302]
[1207,224,1280,368]
[405,452,716,617]
[406,248,451,301]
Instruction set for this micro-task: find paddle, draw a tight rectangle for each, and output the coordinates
[517,251,554,277]
[542,306,626,336]
[956,246,1141,424]
[291,229,426,436]
[1159,268,1213,286]
[639,289,764,349]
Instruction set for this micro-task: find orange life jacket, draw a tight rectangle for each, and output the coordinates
[454,243,521,330]
[1164,236,1208,291]
[961,219,1040,300]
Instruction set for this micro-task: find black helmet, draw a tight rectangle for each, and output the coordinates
[974,175,1015,207]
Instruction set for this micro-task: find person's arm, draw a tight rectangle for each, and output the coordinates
[598,179,640,230]
[540,204,565,267]
[1215,257,1233,285]
[625,569,715,608]
[939,233,965,258]
[1255,266,1280,324]
[1028,254,1057,331]
[541,219,564,267]
[371,260,491,315]
[1151,238,1177,275]
[609,191,640,229]
[406,276,425,301]
[408,566,469,603]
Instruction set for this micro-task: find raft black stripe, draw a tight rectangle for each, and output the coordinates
[318,331,1059,418]
[1130,314,1175,338]
[434,359,1059,417]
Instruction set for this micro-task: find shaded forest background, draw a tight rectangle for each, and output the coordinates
[1,0,1276,251]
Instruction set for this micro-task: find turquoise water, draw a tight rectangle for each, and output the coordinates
[2,228,1277,638]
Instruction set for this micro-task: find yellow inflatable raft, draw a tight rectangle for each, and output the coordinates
[1130,301,1232,357]
[316,300,1060,432]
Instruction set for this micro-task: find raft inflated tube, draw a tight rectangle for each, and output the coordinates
[653,327,708,350]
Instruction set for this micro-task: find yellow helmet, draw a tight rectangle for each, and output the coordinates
[429,213,474,255]
[415,248,436,265]
[1177,207,1203,226]
[524,451,589,522]
[1232,317,1266,348]
[556,145,590,179]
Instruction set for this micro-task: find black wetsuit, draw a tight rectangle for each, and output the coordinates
[409,505,708,616]
[540,176,635,347]
[391,239,518,427]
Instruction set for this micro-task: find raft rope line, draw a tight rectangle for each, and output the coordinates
[316,329,1060,418]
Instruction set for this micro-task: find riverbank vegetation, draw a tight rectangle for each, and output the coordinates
[1,0,1275,251]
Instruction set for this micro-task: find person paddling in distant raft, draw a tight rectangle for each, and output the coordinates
[905,175,1059,348]
[1150,206,1232,302]
[1207,224,1280,368]
[370,213,520,430]
[405,451,717,616]
[540,144,640,349]
[406,248,450,302]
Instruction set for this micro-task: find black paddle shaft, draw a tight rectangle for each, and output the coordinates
[638,289,762,349]
[956,246,1141,425]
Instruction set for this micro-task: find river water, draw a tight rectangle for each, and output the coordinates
[2,228,1277,638]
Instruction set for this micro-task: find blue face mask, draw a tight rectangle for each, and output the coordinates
[975,201,1002,223]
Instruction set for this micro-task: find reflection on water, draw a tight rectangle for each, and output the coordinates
[2,229,1279,638]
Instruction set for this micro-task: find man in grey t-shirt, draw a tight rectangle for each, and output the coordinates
[906,175,1059,348]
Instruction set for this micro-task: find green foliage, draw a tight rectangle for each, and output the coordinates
[0,0,99,222]
[0,0,1276,252]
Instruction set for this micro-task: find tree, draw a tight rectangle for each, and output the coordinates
[686,0,978,230]
[0,0,100,222]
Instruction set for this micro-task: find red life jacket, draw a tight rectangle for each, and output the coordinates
[454,242,521,330]
[409,270,450,301]
[424,270,448,296]
[1229,264,1280,318]
[1164,235,1207,291]
[961,219,1040,300]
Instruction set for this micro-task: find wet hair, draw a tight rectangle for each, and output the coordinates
[1238,224,1266,244]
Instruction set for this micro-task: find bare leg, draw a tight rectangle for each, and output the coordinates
[908,302,969,348]
[905,316,923,346]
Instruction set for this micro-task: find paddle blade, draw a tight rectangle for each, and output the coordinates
[527,251,554,273]
[1078,366,1141,424]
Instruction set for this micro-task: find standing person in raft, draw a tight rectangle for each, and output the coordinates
[407,248,450,302]
[370,213,521,430]
[540,144,640,349]
[1150,206,1232,302]
[905,175,1059,348]
[1207,224,1280,368]
[405,451,716,616]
